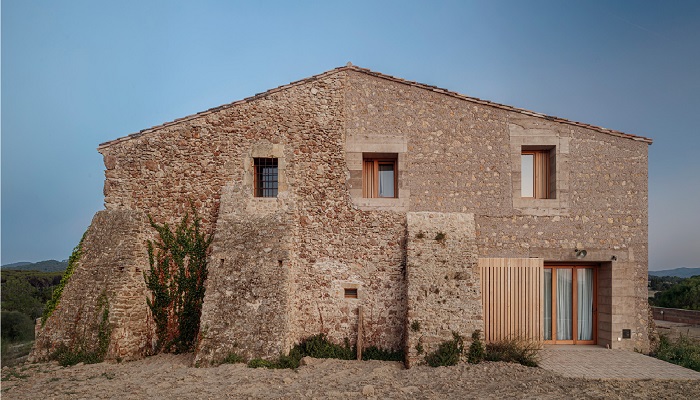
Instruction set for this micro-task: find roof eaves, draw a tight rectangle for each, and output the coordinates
[98,64,652,150]
[344,65,652,144]
[98,66,349,150]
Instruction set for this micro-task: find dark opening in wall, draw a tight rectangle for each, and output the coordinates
[253,157,278,197]
[344,288,358,299]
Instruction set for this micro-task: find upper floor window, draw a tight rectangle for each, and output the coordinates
[254,158,278,197]
[363,154,397,198]
[521,149,554,199]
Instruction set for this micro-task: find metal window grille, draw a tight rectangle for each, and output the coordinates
[254,158,278,197]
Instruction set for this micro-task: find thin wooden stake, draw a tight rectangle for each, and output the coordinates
[357,306,364,361]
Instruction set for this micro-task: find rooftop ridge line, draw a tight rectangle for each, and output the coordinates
[97,65,652,150]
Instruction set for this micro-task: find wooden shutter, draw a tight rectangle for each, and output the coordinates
[480,258,543,342]
[534,151,549,199]
[362,160,375,198]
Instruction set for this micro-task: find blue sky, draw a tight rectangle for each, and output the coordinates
[2,0,699,271]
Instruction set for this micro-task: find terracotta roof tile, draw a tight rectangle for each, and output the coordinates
[98,65,652,149]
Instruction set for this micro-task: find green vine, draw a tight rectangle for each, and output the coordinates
[50,291,111,366]
[144,206,212,354]
[96,293,111,358]
[42,232,87,326]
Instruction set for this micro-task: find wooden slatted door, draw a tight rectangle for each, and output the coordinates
[480,258,544,342]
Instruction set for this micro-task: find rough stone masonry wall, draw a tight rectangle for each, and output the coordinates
[93,67,650,363]
[405,212,481,367]
[194,183,294,365]
[98,70,409,363]
[345,71,649,352]
[282,72,408,352]
[472,125,649,351]
[31,210,153,362]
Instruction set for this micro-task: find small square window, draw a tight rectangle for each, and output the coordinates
[254,158,278,197]
[363,155,397,198]
[521,149,553,199]
[344,288,358,299]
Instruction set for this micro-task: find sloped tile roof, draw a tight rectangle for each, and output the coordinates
[98,64,652,149]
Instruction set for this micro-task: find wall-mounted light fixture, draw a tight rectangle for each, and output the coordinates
[575,248,587,259]
[611,255,617,261]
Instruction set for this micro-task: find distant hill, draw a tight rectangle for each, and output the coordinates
[1,261,32,269]
[1,260,67,272]
[649,268,700,279]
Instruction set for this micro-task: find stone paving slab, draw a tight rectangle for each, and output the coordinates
[539,346,700,380]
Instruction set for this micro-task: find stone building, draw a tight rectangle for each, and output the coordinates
[32,64,652,366]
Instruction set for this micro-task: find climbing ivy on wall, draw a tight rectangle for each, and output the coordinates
[144,207,212,354]
[41,232,87,326]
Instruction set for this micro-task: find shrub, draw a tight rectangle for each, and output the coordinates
[294,333,355,360]
[467,330,485,364]
[362,346,404,361]
[51,344,104,367]
[652,276,700,310]
[485,337,540,367]
[415,340,424,355]
[245,334,403,369]
[221,352,245,364]
[425,331,464,367]
[276,347,303,369]
[653,334,700,372]
[0,311,35,342]
[247,358,275,369]
[410,321,421,332]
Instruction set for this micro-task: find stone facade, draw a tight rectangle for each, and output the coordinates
[33,65,652,366]
[31,210,153,362]
[405,212,481,367]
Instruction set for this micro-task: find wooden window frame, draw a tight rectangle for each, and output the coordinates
[521,149,551,199]
[362,155,398,198]
[544,265,597,345]
[253,157,278,198]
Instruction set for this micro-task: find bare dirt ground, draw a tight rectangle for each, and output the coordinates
[2,354,700,399]
[656,320,700,341]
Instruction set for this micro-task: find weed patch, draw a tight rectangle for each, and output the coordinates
[362,346,404,361]
[652,334,700,372]
[1,369,29,381]
[467,330,485,364]
[485,337,540,367]
[245,333,403,369]
[221,352,245,364]
[426,332,464,367]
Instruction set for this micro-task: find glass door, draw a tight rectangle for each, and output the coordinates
[543,266,596,344]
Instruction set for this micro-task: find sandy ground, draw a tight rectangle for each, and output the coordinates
[2,354,700,399]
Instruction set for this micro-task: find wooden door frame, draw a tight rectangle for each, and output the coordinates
[544,264,598,345]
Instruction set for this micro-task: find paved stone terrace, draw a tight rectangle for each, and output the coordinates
[539,345,700,379]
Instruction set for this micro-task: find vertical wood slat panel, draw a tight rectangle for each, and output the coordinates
[480,258,543,342]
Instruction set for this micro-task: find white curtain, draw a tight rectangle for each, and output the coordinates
[378,164,394,197]
[557,269,572,340]
[577,268,594,341]
[543,269,552,340]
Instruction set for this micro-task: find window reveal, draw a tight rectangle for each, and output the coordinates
[254,158,278,197]
[521,150,551,199]
[363,157,397,198]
